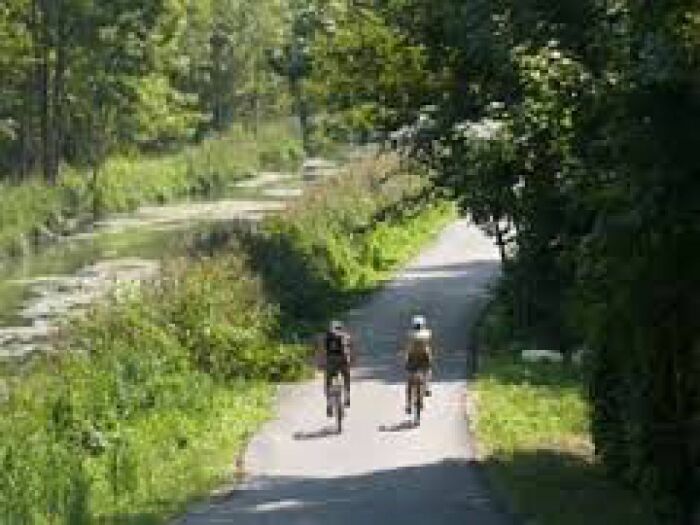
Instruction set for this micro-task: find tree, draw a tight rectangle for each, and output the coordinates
[309,0,700,520]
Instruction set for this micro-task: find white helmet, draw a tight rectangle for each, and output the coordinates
[330,319,343,331]
[411,315,427,331]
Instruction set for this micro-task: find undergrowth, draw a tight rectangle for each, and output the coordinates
[472,303,659,525]
[0,153,453,524]
[245,154,455,333]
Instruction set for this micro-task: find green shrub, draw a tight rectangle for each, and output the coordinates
[0,251,309,524]
[0,153,450,524]
[245,154,455,332]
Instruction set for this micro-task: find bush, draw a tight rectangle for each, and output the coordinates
[0,153,451,524]
[0,253,304,524]
[244,154,455,332]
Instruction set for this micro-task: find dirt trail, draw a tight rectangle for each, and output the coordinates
[177,220,512,525]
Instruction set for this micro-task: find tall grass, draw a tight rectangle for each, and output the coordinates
[0,254,305,525]
[246,154,455,332]
[0,154,453,524]
[0,122,303,259]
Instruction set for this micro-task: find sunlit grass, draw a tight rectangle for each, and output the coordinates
[473,354,658,525]
[87,383,271,524]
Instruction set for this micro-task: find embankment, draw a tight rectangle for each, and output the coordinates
[0,154,453,524]
[0,123,302,263]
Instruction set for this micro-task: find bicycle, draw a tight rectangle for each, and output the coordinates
[407,370,427,427]
[327,371,345,433]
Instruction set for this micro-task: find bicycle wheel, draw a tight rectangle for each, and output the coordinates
[414,384,422,427]
[335,389,343,433]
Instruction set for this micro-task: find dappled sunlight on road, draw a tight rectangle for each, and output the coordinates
[177,221,512,525]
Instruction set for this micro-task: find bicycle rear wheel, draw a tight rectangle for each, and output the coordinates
[414,385,422,426]
[329,374,344,433]
[335,394,343,433]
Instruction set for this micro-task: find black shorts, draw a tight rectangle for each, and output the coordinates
[406,354,431,373]
[326,354,349,375]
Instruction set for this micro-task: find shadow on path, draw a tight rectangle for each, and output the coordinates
[377,420,416,433]
[293,426,340,441]
[184,460,513,525]
[481,449,658,525]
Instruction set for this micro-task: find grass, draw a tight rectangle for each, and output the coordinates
[86,383,271,523]
[245,154,456,333]
[0,153,453,525]
[0,121,303,260]
[472,352,658,525]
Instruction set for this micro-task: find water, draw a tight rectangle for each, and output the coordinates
[0,222,241,326]
[0,167,324,361]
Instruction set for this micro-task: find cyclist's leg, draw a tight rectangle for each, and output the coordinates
[324,366,332,396]
[405,371,413,414]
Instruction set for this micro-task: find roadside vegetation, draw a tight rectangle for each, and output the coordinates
[468,296,660,525]
[472,353,657,525]
[0,122,302,260]
[304,2,699,522]
[245,154,454,333]
[0,154,452,525]
[471,303,657,525]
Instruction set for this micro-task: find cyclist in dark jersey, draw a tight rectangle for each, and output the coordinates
[318,320,353,417]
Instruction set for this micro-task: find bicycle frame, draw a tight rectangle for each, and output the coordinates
[328,372,344,433]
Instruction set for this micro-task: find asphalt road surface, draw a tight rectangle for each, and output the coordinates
[177,220,512,525]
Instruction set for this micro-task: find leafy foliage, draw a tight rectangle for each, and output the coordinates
[0,0,292,181]
[243,154,454,333]
[0,154,451,524]
[312,0,700,521]
[0,251,283,524]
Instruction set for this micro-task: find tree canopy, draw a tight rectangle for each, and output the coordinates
[1,0,699,521]
[0,0,292,180]
[306,1,700,522]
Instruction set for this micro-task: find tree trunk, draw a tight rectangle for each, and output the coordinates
[50,1,65,181]
[19,95,33,181]
[290,78,310,154]
[39,0,52,183]
[32,0,49,182]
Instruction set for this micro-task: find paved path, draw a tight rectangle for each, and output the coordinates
[178,220,509,525]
